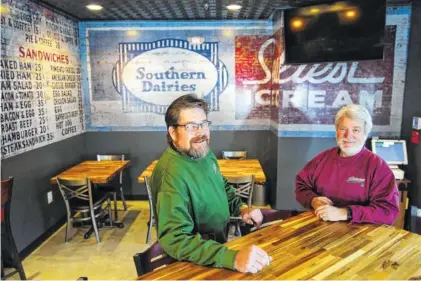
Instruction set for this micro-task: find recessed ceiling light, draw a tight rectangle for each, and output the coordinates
[86,4,103,11]
[127,30,137,36]
[226,4,242,11]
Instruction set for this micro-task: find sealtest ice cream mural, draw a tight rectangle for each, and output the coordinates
[81,8,410,137]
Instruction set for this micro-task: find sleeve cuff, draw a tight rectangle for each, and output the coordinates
[308,195,318,209]
[219,248,238,270]
[348,205,358,223]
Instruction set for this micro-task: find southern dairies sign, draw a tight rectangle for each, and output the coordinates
[113,39,228,113]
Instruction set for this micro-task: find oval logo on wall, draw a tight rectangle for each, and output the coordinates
[122,47,218,106]
[113,39,228,113]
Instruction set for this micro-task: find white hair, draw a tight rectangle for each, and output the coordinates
[335,104,373,137]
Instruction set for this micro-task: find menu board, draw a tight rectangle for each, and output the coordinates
[1,0,84,159]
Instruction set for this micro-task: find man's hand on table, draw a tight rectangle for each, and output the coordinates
[234,245,272,274]
[315,205,347,221]
[311,196,333,210]
[240,208,263,228]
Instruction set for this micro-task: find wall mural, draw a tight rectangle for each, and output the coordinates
[81,7,410,137]
[1,0,84,159]
[114,39,228,114]
[80,22,271,131]
[237,7,411,137]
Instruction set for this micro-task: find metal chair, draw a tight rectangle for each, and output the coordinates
[144,176,155,245]
[1,177,26,280]
[133,241,176,276]
[227,175,255,237]
[56,178,113,243]
[97,155,128,220]
[222,151,247,160]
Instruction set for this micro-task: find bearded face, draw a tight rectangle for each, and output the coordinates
[169,108,211,159]
[336,117,366,157]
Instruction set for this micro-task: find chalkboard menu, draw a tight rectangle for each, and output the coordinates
[1,0,84,159]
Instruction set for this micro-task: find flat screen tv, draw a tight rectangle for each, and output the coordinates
[284,0,386,64]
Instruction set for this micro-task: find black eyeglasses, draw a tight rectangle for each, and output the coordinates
[174,121,212,132]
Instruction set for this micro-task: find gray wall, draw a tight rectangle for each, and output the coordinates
[83,131,272,197]
[273,137,337,210]
[265,131,278,207]
[84,132,167,196]
[401,1,421,208]
[1,134,85,252]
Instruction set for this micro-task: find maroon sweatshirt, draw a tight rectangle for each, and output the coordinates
[295,147,399,225]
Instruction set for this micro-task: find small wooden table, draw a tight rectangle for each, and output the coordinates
[138,212,421,280]
[51,160,130,184]
[138,159,266,183]
[51,160,131,224]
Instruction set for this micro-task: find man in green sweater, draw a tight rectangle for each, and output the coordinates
[151,94,271,274]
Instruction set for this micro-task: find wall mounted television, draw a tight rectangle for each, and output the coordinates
[284,0,386,64]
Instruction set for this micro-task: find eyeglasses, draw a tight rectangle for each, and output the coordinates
[174,121,212,132]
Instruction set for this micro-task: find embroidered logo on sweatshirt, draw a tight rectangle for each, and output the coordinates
[347,177,365,186]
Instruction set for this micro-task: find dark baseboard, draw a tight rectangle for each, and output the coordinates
[124,194,148,200]
[19,216,67,260]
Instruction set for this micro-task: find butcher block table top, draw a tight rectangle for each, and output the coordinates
[138,212,421,280]
[51,160,130,184]
[138,159,266,183]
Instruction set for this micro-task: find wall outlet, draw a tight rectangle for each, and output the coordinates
[47,191,53,204]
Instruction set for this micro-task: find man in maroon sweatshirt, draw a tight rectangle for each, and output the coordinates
[295,104,399,225]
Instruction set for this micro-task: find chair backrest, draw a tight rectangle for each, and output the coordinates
[226,175,255,207]
[144,176,155,222]
[133,241,176,276]
[56,178,94,209]
[222,151,247,160]
[96,154,125,161]
[1,177,14,223]
[97,154,125,183]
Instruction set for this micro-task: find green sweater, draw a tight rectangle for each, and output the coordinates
[150,146,244,270]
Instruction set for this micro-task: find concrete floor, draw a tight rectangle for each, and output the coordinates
[10,201,153,280]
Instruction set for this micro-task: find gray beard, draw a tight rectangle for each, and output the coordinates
[187,142,210,159]
[174,140,210,159]
[337,140,364,157]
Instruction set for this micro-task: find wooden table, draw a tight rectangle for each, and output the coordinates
[138,159,266,183]
[139,212,421,280]
[51,160,131,184]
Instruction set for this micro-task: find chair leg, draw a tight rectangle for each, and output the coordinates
[146,214,153,244]
[5,230,27,280]
[15,257,26,280]
[113,192,118,221]
[107,197,113,227]
[90,208,101,243]
[120,187,128,211]
[65,215,72,242]
[234,221,241,237]
[1,259,5,279]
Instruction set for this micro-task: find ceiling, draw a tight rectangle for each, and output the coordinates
[35,0,412,21]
